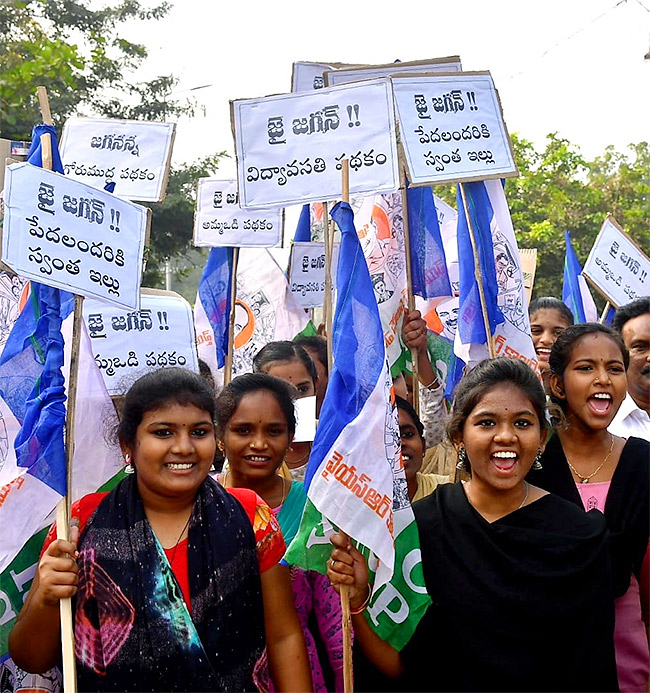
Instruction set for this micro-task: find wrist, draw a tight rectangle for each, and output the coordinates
[350,584,372,614]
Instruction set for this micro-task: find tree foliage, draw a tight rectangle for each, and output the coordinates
[0,0,192,139]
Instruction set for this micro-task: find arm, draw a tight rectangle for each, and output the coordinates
[327,533,404,678]
[261,563,313,692]
[9,531,79,673]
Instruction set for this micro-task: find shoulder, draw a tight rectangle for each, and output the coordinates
[42,492,110,554]
[534,493,607,535]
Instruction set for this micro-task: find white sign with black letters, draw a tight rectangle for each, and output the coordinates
[289,242,341,308]
[583,216,649,307]
[60,117,175,202]
[3,163,148,310]
[392,71,517,186]
[194,178,283,247]
[232,78,399,209]
[292,61,337,92]
[84,292,198,394]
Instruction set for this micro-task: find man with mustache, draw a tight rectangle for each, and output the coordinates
[609,297,650,441]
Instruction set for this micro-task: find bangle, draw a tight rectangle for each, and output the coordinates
[422,376,440,390]
[349,585,372,615]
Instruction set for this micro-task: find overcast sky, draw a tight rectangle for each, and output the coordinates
[123,0,649,176]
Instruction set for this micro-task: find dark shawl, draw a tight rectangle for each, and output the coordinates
[74,475,264,692]
[399,483,617,692]
[529,434,649,597]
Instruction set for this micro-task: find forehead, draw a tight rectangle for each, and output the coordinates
[622,313,650,344]
[530,308,571,328]
[140,402,211,425]
[265,359,312,382]
[232,390,287,421]
[570,333,624,361]
[469,383,537,415]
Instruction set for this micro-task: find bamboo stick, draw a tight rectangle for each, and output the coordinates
[223,247,240,385]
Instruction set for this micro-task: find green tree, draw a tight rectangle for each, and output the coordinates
[0,0,192,139]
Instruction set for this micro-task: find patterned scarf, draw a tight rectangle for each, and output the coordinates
[75,475,264,691]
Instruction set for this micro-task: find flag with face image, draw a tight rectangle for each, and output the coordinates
[285,201,431,650]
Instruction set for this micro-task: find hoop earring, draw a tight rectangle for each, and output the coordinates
[456,446,467,471]
[532,448,543,471]
[124,453,135,475]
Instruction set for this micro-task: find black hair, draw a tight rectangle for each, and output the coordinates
[549,323,629,378]
[395,395,425,439]
[528,297,574,326]
[448,359,547,473]
[118,368,216,449]
[215,372,296,438]
[294,335,329,375]
[612,297,650,334]
[253,340,317,386]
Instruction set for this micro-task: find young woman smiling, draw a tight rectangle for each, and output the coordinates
[528,296,574,391]
[529,323,650,691]
[327,358,617,691]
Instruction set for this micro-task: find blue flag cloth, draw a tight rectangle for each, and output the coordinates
[406,185,451,299]
[25,124,65,174]
[455,182,504,345]
[562,230,597,323]
[197,247,233,370]
[293,204,312,242]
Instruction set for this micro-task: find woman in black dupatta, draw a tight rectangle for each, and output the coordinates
[528,323,649,691]
[328,358,617,692]
[9,368,312,691]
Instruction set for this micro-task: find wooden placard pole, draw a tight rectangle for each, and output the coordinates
[322,203,334,373]
[223,247,240,386]
[458,183,496,359]
[37,85,78,693]
[599,301,612,325]
[399,166,420,415]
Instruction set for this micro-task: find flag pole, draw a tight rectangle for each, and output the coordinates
[37,85,78,693]
[224,247,239,385]
[598,301,611,324]
[399,166,420,415]
[459,182,496,359]
[323,203,334,373]
[337,161,353,693]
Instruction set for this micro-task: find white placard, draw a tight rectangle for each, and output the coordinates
[392,71,518,186]
[325,56,462,86]
[232,79,399,209]
[194,178,283,247]
[59,117,175,202]
[583,216,650,307]
[84,291,198,395]
[3,163,147,310]
[293,396,316,442]
[292,62,337,92]
[289,242,341,308]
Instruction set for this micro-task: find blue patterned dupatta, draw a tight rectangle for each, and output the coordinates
[74,475,264,692]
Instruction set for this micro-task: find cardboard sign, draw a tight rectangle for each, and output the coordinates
[392,71,518,186]
[288,241,340,308]
[194,178,283,247]
[3,163,148,310]
[59,117,175,202]
[231,78,399,209]
[292,61,340,92]
[84,291,198,395]
[325,56,462,86]
[518,248,538,305]
[583,216,649,307]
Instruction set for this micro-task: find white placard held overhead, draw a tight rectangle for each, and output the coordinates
[325,56,462,86]
[59,117,175,202]
[232,78,399,209]
[292,61,337,92]
[3,163,148,310]
[583,216,650,307]
[194,178,283,247]
[289,242,341,308]
[84,291,198,395]
[392,71,518,186]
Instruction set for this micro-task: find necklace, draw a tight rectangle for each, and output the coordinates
[224,471,288,507]
[518,482,529,509]
[170,512,192,565]
[566,433,615,484]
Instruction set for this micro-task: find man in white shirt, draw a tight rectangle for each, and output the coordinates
[609,297,650,441]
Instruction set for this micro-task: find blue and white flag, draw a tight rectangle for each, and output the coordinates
[563,230,598,323]
[293,204,312,242]
[451,180,538,395]
[406,184,451,299]
[286,202,430,650]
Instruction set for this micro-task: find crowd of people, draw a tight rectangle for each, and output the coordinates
[7,295,649,691]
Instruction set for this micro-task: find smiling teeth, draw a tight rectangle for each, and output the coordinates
[593,393,611,399]
[167,463,193,470]
[248,456,268,461]
[493,451,517,459]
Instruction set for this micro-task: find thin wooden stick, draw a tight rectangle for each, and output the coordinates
[399,167,420,414]
[459,183,496,359]
[223,247,239,385]
[38,85,77,693]
[323,203,334,373]
[599,301,612,324]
